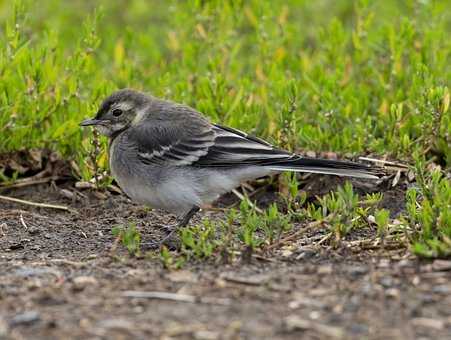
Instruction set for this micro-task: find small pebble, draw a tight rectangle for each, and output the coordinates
[8,242,23,250]
[432,260,451,272]
[432,285,450,294]
[10,311,40,326]
[73,276,98,291]
[380,276,394,287]
[28,227,40,235]
[385,288,400,298]
[317,265,333,275]
[411,317,444,330]
[60,189,75,200]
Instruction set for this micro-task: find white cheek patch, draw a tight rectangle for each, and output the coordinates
[132,106,149,126]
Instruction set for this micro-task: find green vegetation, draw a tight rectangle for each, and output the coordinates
[406,158,451,258]
[0,1,450,259]
[112,223,141,257]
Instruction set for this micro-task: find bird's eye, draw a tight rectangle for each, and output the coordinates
[112,108,123,117]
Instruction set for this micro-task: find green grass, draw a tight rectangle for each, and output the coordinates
[0,0,450,258]
[112,223,141,257]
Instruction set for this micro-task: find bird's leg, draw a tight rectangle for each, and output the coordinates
[145,206,200,250]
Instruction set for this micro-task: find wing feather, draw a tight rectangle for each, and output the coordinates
[129,113,292,167]
[192,124,293,166]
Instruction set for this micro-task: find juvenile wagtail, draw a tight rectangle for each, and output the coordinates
[81,89,380,245]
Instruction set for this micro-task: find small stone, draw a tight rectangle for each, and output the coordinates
[432,260,451,272]
[14,266,57,278]
[289,295,325,309]
[75,181,94,189]
[411,317,444,330]
[296,249,316,260]
[347,265,368,277]
[323,151,338,160]
[93,191,108,200]
[60,189,75,200]
[349,323,368,335]
[419,294,434,303]
[309,311,321,320]
[385,288,400,298]
[166,270,197,283]
[8,242,23,250]
[380,276,394,287]
[317,265,333,275]
[79,318,91,329]
[432,285,450,294]
[194,330,220,340]
[97,318,134,331]
[378,259,390,268]
[28,227,40,235]
[367,215,376,224]
[10,311,40,326]
[220,273,269,285]
[281,249,293,257]
[412,276,420,286]
[397,259,412,268]
[73,276,98,291]
[0,317,8,337]
[283,315,344,338]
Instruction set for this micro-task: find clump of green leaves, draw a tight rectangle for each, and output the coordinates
[238,198,293,249]
[237,199,264,251]
[405,159,451,258]
[180,219,217,259]
[112,223,141,257]
[280,172,308,214]
[173,196,297,264]
[159,246,185,269]
[306,182,383,242]
[374,208,390,238]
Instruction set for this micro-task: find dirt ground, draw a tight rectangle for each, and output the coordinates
[1,182,451,340]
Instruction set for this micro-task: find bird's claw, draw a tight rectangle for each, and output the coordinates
[154,224,176,234]
[143,227,180,250]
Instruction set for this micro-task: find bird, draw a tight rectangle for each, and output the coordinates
[80,89,381,246]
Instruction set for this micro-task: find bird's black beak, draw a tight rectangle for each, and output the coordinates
[80,118,102,127]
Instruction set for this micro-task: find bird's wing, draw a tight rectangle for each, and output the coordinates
[131,114,216,166]
[192,124,293,167]
[131,116,292,167]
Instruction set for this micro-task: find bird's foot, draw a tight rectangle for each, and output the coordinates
[143,207,200,251]
[154,223,177,234]
[143,227,180,250]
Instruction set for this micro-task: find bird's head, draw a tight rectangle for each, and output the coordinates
[80,89,150,137]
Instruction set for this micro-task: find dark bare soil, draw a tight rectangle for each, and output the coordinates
[1,183,450,340]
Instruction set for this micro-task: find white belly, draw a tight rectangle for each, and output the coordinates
[109,137,272,215]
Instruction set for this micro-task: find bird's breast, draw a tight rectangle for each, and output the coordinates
[108,138,201,215]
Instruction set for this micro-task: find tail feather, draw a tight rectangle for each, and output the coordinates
[267,157,382,179]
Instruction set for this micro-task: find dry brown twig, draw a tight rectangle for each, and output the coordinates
[0,194,72,212]
[0,176,62,189]
[49,259,87,268]
[358,156,409,170]
[19,214,28,229]
[231,188,263,213]
[122,291,231,306]
[265,218,329,251]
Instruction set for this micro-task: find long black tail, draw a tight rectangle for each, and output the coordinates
[266,157,382,179]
